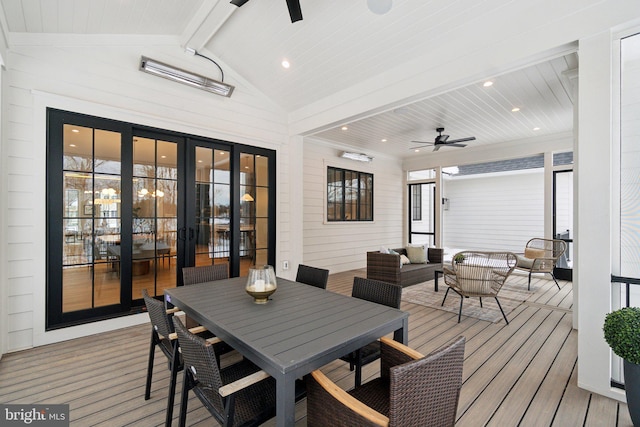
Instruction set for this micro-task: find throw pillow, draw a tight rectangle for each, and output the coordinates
[405,245,426,264]
[379,246,390,254]
[524,248,546,259]
[389,249,400,255]
[400,254,411,265]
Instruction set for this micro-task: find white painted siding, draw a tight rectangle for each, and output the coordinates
[302,141,404,273]
[3,38,292,351]
[442,170,544,252]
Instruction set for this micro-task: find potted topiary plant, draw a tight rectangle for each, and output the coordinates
[603,307,640,426]
[453,253,465,264]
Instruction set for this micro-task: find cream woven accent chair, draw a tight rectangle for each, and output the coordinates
[514,238,567,290]
[442,251,517,324]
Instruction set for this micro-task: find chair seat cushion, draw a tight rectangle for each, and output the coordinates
[516,254,534,269]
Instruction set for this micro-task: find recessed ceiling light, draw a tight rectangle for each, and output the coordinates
[511,107,520,112]
[341,126,348,131]
[533,127,540,131]
[381,139,387,142]
[69,144,76,147]
[71,129,79,133]
[281,59,290,69]
[414,149,420,153]
[198,160,203,163]
[483,81,494,87]
[161,155,167,159]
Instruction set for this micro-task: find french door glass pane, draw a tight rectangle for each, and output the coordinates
[62,125,122,312]
[195,147,231,268]
[132,137,178,298]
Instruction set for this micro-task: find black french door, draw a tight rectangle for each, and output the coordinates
[46,109,275,329]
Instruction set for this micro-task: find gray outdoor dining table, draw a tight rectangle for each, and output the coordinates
[164,276,409,427]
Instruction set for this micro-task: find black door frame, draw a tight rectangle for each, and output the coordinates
[46,108,276,329]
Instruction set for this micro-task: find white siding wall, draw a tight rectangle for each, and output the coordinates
[2,39,293,351]
[302,141,404,273]
[442,171,544,252]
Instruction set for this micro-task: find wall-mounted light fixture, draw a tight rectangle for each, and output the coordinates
[341,152,373,162]
[139,56,235,97]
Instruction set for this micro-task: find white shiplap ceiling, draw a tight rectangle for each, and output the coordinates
[0,0,577,160]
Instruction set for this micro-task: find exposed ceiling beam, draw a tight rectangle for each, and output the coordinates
[180,0,238,51]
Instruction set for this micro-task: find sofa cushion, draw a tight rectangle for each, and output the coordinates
[400,254,411,265]
[406,245,426,264]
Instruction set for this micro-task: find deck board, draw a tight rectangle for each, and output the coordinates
[0,270,630,426]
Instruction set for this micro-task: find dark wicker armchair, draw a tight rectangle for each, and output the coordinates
[514,238,567,290]
[307,336,466,427]
[442,251,517,324]
[142,289,225,427]
[295,264,330,289]
[340,277,402,387]
[173,317,306,427]
[182,263,229,285]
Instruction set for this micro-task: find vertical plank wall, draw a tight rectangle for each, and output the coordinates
[3,40,292,351]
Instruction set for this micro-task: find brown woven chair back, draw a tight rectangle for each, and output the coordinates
[172,316,226,413]
[386,336,465,427]
[296,264,330,289]
[352,277,402,308]
[142,288,173,341]
[182,264,229,285]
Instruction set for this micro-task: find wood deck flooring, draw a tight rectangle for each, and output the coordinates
[0,269,632,426]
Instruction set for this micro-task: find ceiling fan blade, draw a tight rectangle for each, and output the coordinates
[410,140,434,145]
[447,136,476,144]
[433,145,442,152]
[436,134,450,143]
[286,0,303,22]
[231,0,302,22]
[447,143,467,148]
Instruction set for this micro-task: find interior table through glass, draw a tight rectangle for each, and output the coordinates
[164,276,409,427]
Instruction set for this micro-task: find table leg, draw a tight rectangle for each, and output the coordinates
[275,375,296,427]
[393,317,409,345]
[434,269,443,292]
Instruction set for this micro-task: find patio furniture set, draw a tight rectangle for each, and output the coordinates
[141,237,564,426]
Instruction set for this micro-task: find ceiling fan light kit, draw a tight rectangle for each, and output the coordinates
[341,152,374,162]
[139,56,235,97]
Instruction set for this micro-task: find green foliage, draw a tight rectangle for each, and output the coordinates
[603,307,640,365]
[454,253,465,263]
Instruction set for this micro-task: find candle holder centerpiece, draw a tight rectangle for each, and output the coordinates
[245,265,277,303]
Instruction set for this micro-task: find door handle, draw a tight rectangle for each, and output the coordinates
[178,227,186,241]
[188,227,195,241]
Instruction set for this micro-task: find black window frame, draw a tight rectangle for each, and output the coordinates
[327,166,373,222]
[411,184,422,221]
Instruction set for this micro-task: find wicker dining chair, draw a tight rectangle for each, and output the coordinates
[442,251,517,324]
[514,238,567,290]
[182,263,229,285]
[181,264,230,329]
[295,264,330,289]
[173,316,305,427]
[339,277,402,387]
[307,336,466,427]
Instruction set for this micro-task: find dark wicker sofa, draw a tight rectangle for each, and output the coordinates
[367,247,443,287]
